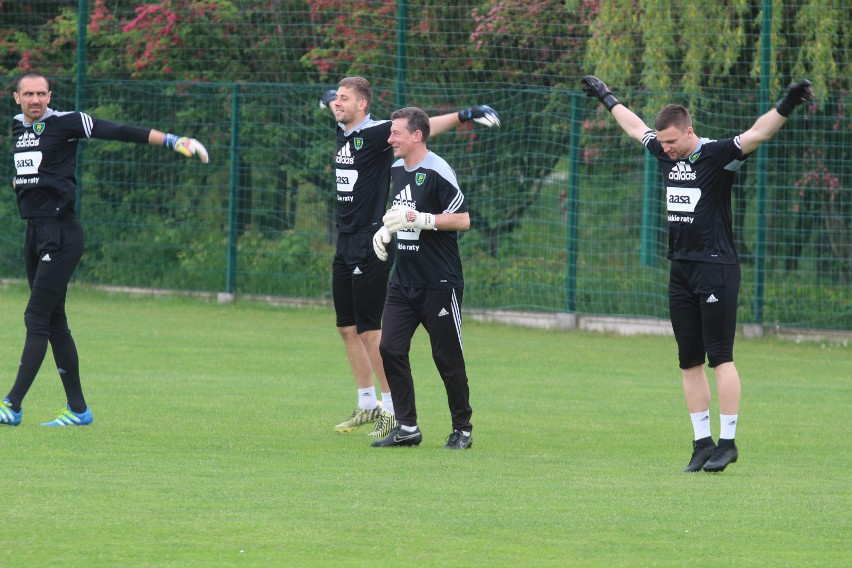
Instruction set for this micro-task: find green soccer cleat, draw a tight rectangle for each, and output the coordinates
[334,404,381,433]
[367,411,398,438]
[41,405,93,427]
[0,398,22,426]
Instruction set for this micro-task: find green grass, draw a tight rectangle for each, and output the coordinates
[1,283,848,567]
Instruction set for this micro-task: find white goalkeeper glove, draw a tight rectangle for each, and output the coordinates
[164,133,209,164]
[458,105,500,127]
[372,226,392,261]
[382,205,435,233]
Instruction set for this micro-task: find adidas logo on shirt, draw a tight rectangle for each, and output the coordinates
[352,266,362,275]
[392,184,416,208]
[668,162,696,181]
[706,294,719,303]
[336,142,354,165]
[41,253,52,262]
[16,131,40,148]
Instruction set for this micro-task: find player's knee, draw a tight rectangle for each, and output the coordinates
[379,339,404,362]
[24,307,51,336]
[707,351,733,368]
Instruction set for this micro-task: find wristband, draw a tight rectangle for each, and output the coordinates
[601,93,621,112]
[163,133,179,150]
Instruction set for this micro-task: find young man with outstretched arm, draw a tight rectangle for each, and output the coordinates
[582,75,812,472]
[320,77,497,439]
[1,72,208,427]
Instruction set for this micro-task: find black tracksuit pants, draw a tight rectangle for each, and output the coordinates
[379,283,473,433]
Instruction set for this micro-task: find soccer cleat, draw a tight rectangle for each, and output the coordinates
[703,439,738,472]
[371,424,422,447]
[443,430,473,450]
[334,404,382,433]
[683,437,716,472]
[0,398,22,426]
[41,405,93,427]
[368,411,398,438]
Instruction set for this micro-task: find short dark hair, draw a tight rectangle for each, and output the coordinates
[338,76,373,108]
[390,106,430,141]
[654,104,692,131]
[16,72,50,92]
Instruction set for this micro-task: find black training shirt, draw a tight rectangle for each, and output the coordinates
[643,132,748,264]
[389,151,467,289]
[12,108,150,219]
[334,115,393,234]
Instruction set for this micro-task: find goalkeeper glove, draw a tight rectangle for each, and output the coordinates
[581,75,621,112]
[458,105,500,127]
[372,226,392,261]
[319,90,337,109]
[775,80,813,117]
[163,133,209,164]
[383,205,435,233]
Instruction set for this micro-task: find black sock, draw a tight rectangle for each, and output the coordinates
[51,331,86,413]
[7,333,50,410]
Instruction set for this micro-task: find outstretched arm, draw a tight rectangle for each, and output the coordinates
[581,75,650,143]
[90,119,208,163]
[430,105,500,137]
[738,80,812,155]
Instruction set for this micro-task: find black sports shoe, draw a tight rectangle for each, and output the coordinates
[683,437,716,472]
[443,430,473,450]
[703,439,738,472]
[371,424,422,447]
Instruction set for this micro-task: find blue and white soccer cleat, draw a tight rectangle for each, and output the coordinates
[42,405,93,427]
[0,398,22,426]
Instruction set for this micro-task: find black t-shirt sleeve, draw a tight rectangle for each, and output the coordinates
[90,119,151,143]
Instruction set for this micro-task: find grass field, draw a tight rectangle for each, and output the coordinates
[1,282,848,567]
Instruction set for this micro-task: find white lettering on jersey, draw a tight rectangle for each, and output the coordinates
[667,187,701,213]
[15,131,40,148]
[335,142,354,165]
[336,168,357,192]
[15,151,42,175]
[391,185,416,208]
[668,162,697,181]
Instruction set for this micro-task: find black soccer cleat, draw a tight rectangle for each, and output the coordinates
[371,424,422,447]
[703,439,738,472]
[684,436,716,472]
[443,430,473,450]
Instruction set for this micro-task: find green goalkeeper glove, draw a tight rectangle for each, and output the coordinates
[775,80,813,117]
[163,133,209,164]
[581,75,621,112]
[383,205,435,233]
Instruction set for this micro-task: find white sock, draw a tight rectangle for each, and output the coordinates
[690,410,712,441]
[357,387,378,410]
[400,424,418,432]
[381,391,394,416]
[720,414,738,440]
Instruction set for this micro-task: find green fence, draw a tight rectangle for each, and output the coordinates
[1,1,849,331]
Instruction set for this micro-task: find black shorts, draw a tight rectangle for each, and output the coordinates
[25,216,84,292]
[332,231,394,332]
[668,260,740,369]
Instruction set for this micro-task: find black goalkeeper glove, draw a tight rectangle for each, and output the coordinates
[775,80,813,117]
[319,89,337,109]
[458,105,500,127]
[581,75,621,112]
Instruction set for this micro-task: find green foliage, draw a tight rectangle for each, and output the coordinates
[0,1,849,330]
